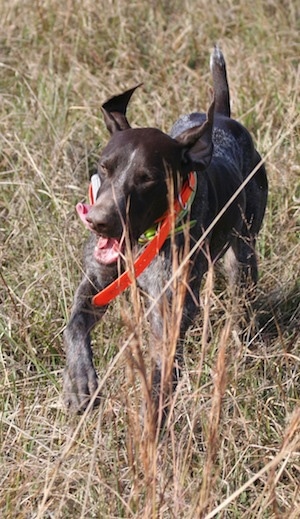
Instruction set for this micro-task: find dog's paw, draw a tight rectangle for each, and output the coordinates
[62,362,101,414]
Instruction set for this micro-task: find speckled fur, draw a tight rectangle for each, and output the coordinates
[63,48,268,418]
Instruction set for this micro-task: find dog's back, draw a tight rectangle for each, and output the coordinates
[170,46,268,285]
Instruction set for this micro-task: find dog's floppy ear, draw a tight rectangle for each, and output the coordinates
[175,98,215,170]
[101,84,142,134]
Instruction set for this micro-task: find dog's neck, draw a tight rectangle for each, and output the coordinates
[138,171,197,244]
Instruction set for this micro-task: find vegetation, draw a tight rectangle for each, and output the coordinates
[0,0,299,517]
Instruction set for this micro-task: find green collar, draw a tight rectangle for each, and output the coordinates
[138,171,197,244]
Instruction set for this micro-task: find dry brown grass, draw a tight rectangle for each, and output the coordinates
[1,0,299,517]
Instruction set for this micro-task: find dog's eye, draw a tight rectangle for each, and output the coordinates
[138,171,155,185]
[99,163,109,177]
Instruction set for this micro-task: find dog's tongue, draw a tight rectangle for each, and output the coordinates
[76,203,121,264]
[94,237,121,265]
[76,202,93,230]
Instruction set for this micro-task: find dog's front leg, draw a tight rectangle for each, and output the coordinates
[149,271,203,426]
[63,274,108,413]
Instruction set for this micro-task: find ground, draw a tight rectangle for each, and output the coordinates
[0,1,299,517]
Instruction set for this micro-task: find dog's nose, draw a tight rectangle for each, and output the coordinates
[84,195,125,237]
[76,202,113,235]
[85,214,108,235]
[86,208,123,237]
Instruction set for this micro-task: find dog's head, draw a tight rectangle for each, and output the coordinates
[78,85,214,264]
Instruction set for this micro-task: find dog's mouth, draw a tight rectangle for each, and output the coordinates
[76,202,123,265]
[94,236,122,265]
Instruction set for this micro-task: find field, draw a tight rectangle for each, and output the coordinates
[1,0,299,517]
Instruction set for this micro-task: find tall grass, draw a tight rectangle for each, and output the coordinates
[1,0,299,517]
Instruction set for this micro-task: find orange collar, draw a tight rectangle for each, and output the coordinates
[91,172,197,306]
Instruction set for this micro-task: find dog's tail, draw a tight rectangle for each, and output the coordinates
[210,46,231,117]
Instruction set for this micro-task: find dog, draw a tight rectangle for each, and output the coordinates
[63,46,268,417]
